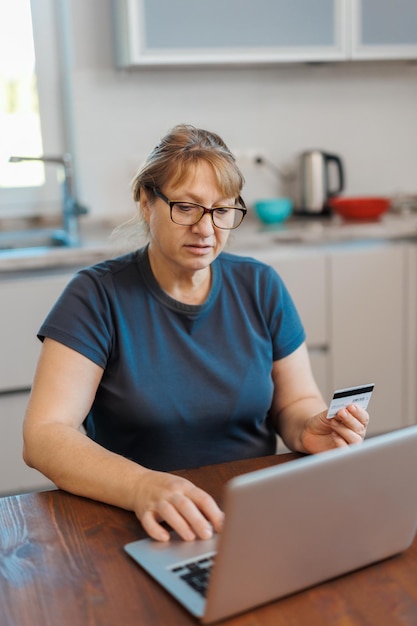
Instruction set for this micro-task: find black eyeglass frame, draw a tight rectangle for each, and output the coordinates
[152,187,247,230]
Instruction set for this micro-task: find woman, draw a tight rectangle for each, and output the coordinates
[23,124,369,542]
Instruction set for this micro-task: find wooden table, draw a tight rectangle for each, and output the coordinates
[1,453,417,626]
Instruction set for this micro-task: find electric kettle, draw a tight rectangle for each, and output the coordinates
[296,150,344,215]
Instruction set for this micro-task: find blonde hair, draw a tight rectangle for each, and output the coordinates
[112,124,245,248]
[132,124,244,205]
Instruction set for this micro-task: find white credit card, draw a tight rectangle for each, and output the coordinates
[326,384,375,419]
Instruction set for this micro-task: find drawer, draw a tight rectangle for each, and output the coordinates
[0,273,74,391]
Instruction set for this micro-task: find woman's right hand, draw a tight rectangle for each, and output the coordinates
[24,340,223,543]
[133,470,225,542]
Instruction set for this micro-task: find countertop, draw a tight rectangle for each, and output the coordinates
[0,222,123,273]
[240,211,417,248]
[2,211,417,273]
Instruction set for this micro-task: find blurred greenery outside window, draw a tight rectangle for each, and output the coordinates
[0,0,65,219]
[0,0,45,189]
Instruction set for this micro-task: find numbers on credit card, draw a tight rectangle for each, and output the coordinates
[326,384,375,419]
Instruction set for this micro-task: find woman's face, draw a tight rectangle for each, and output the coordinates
[142,160,235,277]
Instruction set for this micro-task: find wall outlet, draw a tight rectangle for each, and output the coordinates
[233,148,265,168]
[233,149,295,180]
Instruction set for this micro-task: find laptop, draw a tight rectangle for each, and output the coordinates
[125,426,417,623]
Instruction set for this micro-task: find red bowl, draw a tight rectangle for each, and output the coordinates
[328,196,391,221]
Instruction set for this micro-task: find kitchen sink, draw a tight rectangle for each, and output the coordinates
[0,228,73,252]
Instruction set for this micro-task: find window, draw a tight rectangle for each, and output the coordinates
[0,0,43,189]
[0,0,65,218]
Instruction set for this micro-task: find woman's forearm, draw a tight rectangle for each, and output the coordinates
[23,421,147,512]
[23,421,225,542]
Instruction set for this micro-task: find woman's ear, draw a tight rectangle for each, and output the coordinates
[140,187,151,224]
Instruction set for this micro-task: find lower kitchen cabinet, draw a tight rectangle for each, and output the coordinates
[2,240,416,491]
[250,248,331,401]
[329,242,414,435]
[404,244,417,426]
[0,269,76,495]
[244,240,417,437]
[0,391,55,495]
[308,349,329,402]
[0,271,76,392]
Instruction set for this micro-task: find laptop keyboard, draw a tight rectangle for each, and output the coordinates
[171,554,215,597]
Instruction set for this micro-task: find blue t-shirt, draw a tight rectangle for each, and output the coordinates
[38,246,305,471]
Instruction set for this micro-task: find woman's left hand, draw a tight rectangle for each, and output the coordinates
[301,403,370,454]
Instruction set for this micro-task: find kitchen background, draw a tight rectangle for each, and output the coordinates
[15,0,417,221]
[1,0,417,496]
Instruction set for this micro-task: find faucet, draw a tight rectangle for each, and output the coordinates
[8,154,88,246]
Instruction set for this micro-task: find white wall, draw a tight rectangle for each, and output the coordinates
[63,1,417,221]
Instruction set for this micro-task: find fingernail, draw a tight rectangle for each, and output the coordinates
[201,526,213,539]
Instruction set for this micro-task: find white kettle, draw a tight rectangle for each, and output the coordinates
[296,150,344,215]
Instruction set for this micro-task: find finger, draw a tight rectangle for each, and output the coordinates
[331,431,350,448]
[157,499,200,541]
[187,486,225,534]
[347,403,370,427]
[160,487,224,540]
[336,405,368,432]
[136,473,224,542]
[142,496,214,542]
[140,510,172,542]
[170,490,222,540]
[330,416,365,445]
[141,501,198,542]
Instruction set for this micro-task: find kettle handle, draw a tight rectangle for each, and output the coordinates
[324,152,344,197]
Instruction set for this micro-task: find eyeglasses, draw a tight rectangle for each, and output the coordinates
[152,187,247,230]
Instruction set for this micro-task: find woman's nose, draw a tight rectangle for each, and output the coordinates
[192,211,215,236]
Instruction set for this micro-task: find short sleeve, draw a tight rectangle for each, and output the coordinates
[38,268,114,368]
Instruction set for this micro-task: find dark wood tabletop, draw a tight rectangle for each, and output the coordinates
[1,452,417,626]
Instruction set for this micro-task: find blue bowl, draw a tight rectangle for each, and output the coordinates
[254,198,293,224]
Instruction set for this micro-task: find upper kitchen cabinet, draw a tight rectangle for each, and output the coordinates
[350,0,417,60]
[113,0,417,66]
[113,0,348,66]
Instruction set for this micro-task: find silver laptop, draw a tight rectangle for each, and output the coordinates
[125,426,417,624]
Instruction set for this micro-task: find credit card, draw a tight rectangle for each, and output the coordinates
[326,383,375,419]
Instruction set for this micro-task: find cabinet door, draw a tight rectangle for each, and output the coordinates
[260,251,329,349]
[330,244,407,435]
[0,391,55,495]
[351,0,417,59]
[248,249,329,401]
[0,272,74,392]
[114,0,348,66]
[309,348,330,401]
[404,244,417,428]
